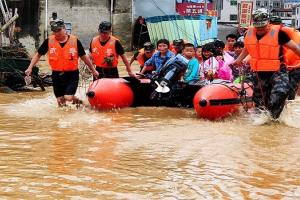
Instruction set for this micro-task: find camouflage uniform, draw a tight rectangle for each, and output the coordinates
[288,68,300,100]
[252,66,290,119]
[249,9,292,119]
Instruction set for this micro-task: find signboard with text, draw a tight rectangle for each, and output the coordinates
[239,1,253,28]
[176,0,214,16]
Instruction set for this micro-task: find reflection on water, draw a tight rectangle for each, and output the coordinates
[0,89,299,199]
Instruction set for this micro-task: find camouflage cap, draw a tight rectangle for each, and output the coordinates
[252,8,269,28]
[143,42,155,52]
[50,18,65,32]
[270,15,282,25]
[173,39,184,47]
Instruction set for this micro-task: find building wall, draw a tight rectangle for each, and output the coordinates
[39,0,111,49]
[218,0,238,23]
[294,5,300,28]
[113,0,133,51]
[37,0,133,51]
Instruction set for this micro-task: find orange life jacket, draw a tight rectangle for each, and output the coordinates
[91,36,119,68]
[244,25,281,72]
[48,34,79,71]
[281,26,300,68]
[169,44,177,54]
[136,48,146,66]
[169,40,187,54]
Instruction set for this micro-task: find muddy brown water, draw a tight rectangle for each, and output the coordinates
[0,60,299,199]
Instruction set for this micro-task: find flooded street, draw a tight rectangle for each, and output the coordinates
[0,86,300,199]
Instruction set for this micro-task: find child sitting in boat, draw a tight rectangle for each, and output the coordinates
[214,50,233,81]
[195,45,203,64]
[140,39,174,76]
[154,43,199,93]
[200,43,218,81]
[182,43,200,84]
[231,41,251,83]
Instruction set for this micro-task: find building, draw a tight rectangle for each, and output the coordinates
[5,0,132,53]
[292,4,300,28]
[216,0,239,23]
[284,0,300,28]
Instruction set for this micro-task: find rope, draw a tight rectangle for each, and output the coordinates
[78,59,92,94]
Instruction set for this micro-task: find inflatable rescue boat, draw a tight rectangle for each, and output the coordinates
[86,78,253,120]
[193,81,253,120]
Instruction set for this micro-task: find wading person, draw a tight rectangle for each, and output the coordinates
[270,15,300,100]
[90,21,136,79]
[129,42,155,75]
[233,9,300,119]
[25,19,99,107]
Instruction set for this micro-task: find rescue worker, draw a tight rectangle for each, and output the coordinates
[129,42,155,74]
[170,39,185,55]
[270,15,300,100]
[90,21,136,79]
[233,9,300,119]
[25,19,99,107]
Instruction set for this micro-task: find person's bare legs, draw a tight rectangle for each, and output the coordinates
[56,97,66,107]
[64,95,82,107]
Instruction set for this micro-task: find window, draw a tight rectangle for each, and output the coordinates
[230,0,237,6]
[273,2,280,8]
[230,14,237,21]
[264,1,268,7]
[256,1,261,7]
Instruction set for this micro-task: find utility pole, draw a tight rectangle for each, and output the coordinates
[204,0,207,15]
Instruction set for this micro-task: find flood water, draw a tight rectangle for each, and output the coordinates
[0,83,300,199]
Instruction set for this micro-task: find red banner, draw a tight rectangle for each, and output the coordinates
[239,1,253,28]
[176,3,214,16]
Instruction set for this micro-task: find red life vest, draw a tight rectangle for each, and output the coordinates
[91,36,119,68]
[281,26,300,68]
[48,34,79,71]
[244,25,281,72]
[136,48,146,66]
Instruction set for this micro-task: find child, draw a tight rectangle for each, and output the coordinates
[182,43,200,84]
[141,39,174,75]
[195,45,203,63]
[200,43,218,81]
[231,41,250,82]
[201,42,214,62]
[154,43,199,92]
[214,50,233,81]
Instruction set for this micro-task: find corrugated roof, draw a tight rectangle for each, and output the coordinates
[145,15,218,46]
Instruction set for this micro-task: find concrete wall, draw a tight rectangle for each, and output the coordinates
[39,0,111,49]
[113,0,133,51]
[38,0,133,51]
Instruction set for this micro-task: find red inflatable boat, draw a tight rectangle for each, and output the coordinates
[193,82,253,120]
[87,78,134,110]
[86,78,253,121]
[86,77,202,110]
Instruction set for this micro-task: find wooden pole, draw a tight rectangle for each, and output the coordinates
[0,0,8,22]
[0,13,18,32]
